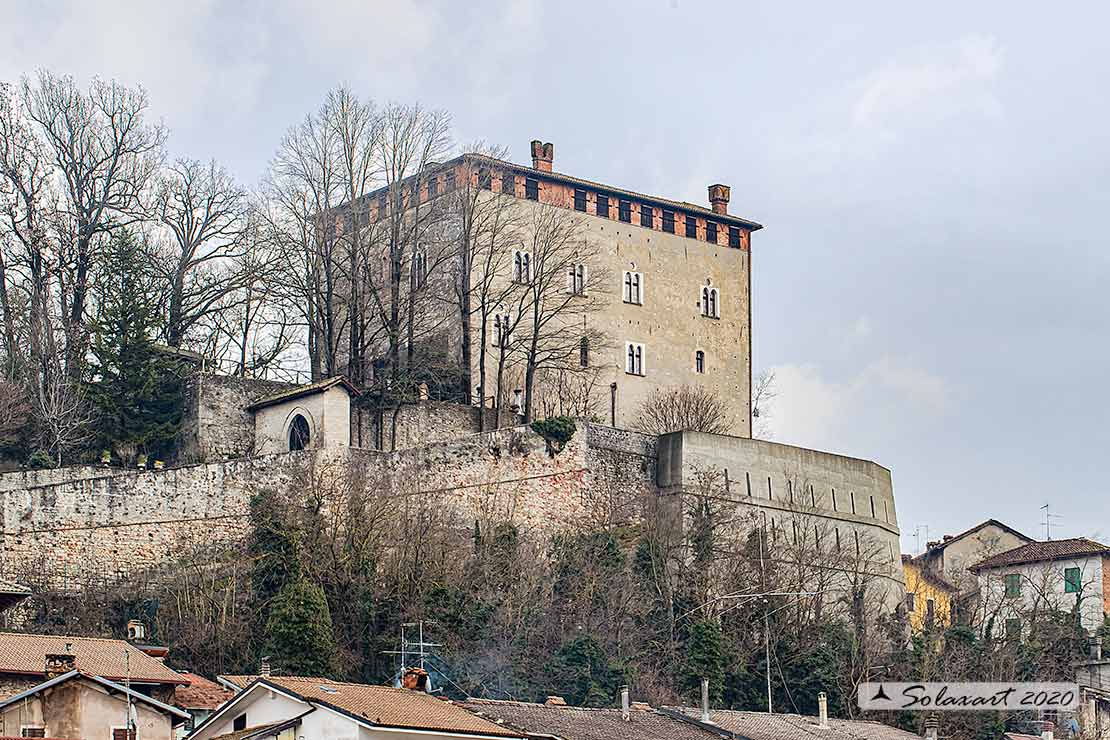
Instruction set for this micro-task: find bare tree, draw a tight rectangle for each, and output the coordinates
[752,369,777,439]
[21,71,165,379]
[29,369,90,465]
[0,81,57,382]
[444,148,522,419]
[516,201,608,422]
[637,384,733,435]
[152,158,252,348]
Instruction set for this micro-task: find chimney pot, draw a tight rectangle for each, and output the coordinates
[260,656,271,677]
[127,619,146,642]
[924,715,939,740]
[621,686,630,721]
[708,184,730,215]
[701,678,711,723]
[531,140,554,172]
[818,692,829,728]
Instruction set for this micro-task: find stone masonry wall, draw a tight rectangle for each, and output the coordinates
[178,374,294,463]
[0,421,646,587]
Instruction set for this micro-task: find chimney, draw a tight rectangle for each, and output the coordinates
[708,184,730,215]
[127,619,146,642]
[260,656,271,677]
[923,715,939,740]
[1041,720,1054,740]
[817,692,829,729]
[544,696,567,707]
[701,678,711,723]
[45,652,76,678]
[1089,635,1103,660]
[401,667,430,692]
[530,140,554,172]
[621,686,630,721]
[511,388,523,414]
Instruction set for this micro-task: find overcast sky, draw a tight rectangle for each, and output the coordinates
[3,0,1107,550]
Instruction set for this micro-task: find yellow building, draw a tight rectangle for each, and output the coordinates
[902,554,958,631]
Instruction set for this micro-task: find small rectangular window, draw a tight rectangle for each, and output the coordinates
[445,171,456,190]
[1004,573,1022,598]
[728,226,741,247]
[378,190,387,213]
[640,204,653,228]
[501,171,515,195]
[705,221,718,243]
[662,210,675,233]
[1005,618,1022,640]
[618,199,631,222]
[870,496,876,518]
[596,194,610,218]
[525,177,539,200]
[427,176,438,198]
[905,592,915,612]
[479,168,492,189]
[926,598,935,623]
[574,189,587,212]
[579,336,589,367]
[695,350,705,373]
[1064,567,1082,593]
[685,215,698,238]
[21,729,46,738]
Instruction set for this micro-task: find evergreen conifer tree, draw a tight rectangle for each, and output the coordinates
[265,576,338,677]
[87,229,183,460]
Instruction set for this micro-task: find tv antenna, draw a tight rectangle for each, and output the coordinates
[914,525,931,554]
[1041,504,1063,540]
[382,621,442,673]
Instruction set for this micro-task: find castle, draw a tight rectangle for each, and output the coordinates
[0,141,905,608]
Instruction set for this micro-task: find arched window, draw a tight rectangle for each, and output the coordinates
[412,250,427,288]
[695,350,705,374]
[580,336,590,367]
[288,414,311,451]
[701,287,720,318]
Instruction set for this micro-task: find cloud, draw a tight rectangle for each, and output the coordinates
[766,355,951,450]
[853,34,1004,130]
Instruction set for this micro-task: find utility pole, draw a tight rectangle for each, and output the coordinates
[758,510,772,714]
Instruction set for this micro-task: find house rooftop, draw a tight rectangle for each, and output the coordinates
[463,698,714,740]
[253,677,523,738]
[970,537,1110,571]
[666,706,922,740]
[925,519,1033,554]
[0,632,187,686]
[175,671,235,711]
[245,376,359,412]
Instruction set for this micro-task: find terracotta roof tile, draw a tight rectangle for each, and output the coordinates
[668,707,922,740]
[216,674,259,690]
[0,632,186,685]
[970,538,1110,571]
[262,677,522,737]
[175,671,236,710]
[463,699,715,740]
